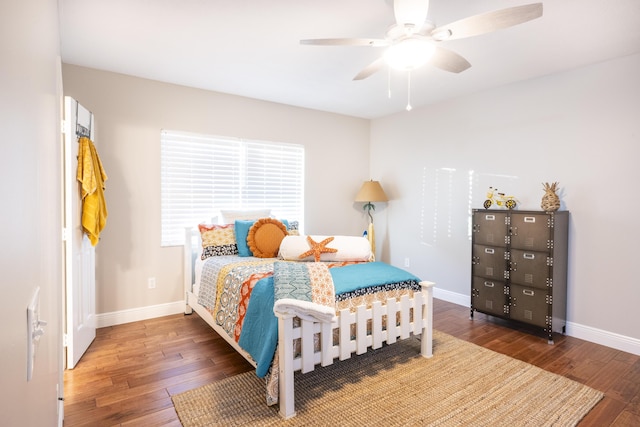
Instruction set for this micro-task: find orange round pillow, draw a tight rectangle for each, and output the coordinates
[247,218,288,258]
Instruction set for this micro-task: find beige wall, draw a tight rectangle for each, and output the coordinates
[62,64,370,314]
[371,53,640,349]
[0,0,63,424]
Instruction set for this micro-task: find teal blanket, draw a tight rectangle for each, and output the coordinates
[331,261,421,294]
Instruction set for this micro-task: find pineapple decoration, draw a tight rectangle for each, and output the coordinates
[541,182,561,212]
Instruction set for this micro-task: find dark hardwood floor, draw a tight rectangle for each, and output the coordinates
[63,299,640,426]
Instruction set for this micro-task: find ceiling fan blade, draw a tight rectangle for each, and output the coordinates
[432,3,542,41]
[300,38,388,47]
[353,57,386,80]
[429,46,471,73]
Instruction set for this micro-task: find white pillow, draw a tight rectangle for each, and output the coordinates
[219,209,271,224]
[278,235,372,262]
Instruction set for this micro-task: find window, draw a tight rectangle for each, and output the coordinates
[160,130,304,246]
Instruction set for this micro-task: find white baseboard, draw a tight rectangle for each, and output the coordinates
[434,287,470,307]
[434,287,640,356]
[96,300,186,328]
[565,321,640,356]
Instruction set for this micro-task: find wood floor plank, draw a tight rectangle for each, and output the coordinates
[63,299,639,426]
[120,407,182,427]
[579,396,628,426]
[126,358,217,389]
[612,411,640,426]
[586,358,636,393]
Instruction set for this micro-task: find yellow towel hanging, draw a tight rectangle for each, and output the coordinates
[77,136,108,246]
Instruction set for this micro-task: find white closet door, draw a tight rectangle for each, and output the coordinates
[63,96,96,369]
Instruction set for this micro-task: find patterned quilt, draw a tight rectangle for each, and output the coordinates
[197,256,274,342]
[272,261,337,323]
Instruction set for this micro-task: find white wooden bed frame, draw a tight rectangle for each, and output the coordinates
[183,227,434,419]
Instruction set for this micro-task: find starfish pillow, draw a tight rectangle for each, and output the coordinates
[279,235,371,262]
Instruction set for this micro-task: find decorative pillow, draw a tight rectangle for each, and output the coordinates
[234,220,256,257]
[287,220,300,236]
[279,235,372,262]
[198,223,238,259]
[247,218,288,258]
[220,208,271,224]
[236,219,290,257]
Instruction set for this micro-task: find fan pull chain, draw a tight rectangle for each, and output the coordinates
[406,70,413,111]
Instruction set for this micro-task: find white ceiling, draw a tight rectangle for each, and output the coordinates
[59,0,640,119]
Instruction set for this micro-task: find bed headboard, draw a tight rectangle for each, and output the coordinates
[183,227,201,297]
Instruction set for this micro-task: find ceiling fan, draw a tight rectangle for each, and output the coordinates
[301,0,543,81]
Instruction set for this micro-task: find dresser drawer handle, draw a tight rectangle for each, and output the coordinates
[485,215,495,220]
[484,281,495,288]
[522,289,535,296]
[524,216,536,223]
[485,248,495,254]
[523,253,535,260]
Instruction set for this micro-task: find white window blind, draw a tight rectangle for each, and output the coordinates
[160,130,304,246]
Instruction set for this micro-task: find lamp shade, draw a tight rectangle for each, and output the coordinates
[354,180,388,203]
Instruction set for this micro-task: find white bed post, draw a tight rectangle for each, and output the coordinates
[275,311,297,419]
[183,227,194,315]
[420,281,435,358]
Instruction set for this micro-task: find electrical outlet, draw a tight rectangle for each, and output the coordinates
[404,258,410,267]
[148,277,156,289]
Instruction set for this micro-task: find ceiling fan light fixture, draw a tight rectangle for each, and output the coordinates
[383,38,435,71]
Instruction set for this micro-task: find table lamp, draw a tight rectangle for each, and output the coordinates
[354,180,388,256]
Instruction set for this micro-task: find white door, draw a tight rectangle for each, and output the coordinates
[63,97,96,369]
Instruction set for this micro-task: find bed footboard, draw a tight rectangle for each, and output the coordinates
[275,280,435,419]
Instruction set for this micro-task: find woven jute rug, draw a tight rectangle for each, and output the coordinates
[172,330,603,426]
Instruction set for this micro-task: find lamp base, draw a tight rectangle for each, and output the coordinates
[367,222,375,261]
